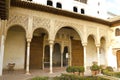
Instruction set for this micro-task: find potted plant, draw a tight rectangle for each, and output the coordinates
[78,66,85,76]
[90,62,100,76]
[66,66,73,74]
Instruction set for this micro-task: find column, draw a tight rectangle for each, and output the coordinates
[82,43,87,71]
[0,35,5,76]
[26,40,31,75]
[0,20,6,76]
[96,45,100,65]
[49,40,54,73]
[61,53,63,68]
[61,42,64,68]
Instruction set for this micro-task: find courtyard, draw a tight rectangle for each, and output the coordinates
[0,67,93,80]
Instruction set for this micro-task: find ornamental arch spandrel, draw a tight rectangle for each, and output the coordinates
[52,20,84,43]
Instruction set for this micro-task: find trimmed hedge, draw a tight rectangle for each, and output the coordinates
[30,74,109,80]
[102,66,120,78]
[53,74,109,80]
[66,66,84,73]
[31,76,48,80]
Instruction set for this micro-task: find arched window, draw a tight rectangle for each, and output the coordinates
[115,28,120,36]
[73,6,78,12]
[47,0,53,6]
[81,9,85,14]
[56,2,62,8]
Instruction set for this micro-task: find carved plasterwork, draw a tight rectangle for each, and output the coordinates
[7,13,28,30]
[53,20,84,40]
[33,16,50,32]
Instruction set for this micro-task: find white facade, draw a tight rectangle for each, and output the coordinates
[0,0,120,76]
[23,0,108,19]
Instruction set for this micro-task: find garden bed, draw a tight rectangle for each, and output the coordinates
[30,74,109,80]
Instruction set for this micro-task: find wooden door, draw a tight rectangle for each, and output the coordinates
[30,36,43,69]
[117,50,120,68]
[71,40,84,66]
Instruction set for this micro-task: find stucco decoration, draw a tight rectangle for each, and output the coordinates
[53,20,84,42]
[33,16,50,32]
[7,13,28,30]
[86,25,98,44]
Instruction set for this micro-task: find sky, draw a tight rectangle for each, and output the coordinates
[106,0,120,15]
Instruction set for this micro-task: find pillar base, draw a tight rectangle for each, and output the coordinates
[26,72,31,75]
[49,71,53,74]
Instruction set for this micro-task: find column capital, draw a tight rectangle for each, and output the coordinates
[49,40,54,44]
[82,42,87,46]
[96,44,100,48]
[27,38,32,42]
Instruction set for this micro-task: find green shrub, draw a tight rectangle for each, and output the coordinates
[90,64,100,71]
[114,72,120,78]
[66,66,74,73]
[53,74,109,80]
[77,66,85,73]
[106,66,114,72]
[66,66,84,73]
[31,76,48,80]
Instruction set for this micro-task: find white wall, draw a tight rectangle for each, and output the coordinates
[86,36,98,66]
[27,0,107,19]
[3,28,26,69]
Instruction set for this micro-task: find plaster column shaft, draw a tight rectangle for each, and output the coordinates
[83,45,87,70]
[61,54,63,68]
[26,41,31,74]
[49,41,53,73]
[61,43,64,68]
[0,35,5,76]
[97,47,100,65]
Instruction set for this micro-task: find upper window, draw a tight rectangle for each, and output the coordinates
[74,0,87,4]
[47,0,53,6]
[27,0,32,1]
[73,7,78,12]
[56,2,62,8]
[98,2,100,6]
[115,28,120,36]
[81,9,85,14]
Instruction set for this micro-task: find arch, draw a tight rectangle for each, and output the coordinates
[47,0,53,6]
[87,35,97,66]
[4,25,26,70]
[32,27,49,39]
[73,6,78,12]
[30,28,48,69]
[44,45,50,68]
[87,34,97,45]
[6,24,26,37]
[54,26,83,42]
[54,26,84,66]
[81,8,85,14]
[100,37,106,65]
[53,43,61,67]
[63,46,69,66]
[56,2,62,8]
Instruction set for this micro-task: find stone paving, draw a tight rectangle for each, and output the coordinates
[0,67,92,80]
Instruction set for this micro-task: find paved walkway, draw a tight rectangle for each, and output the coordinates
[0,67,91,80]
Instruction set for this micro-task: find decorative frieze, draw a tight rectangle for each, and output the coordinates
[33,16,50,31]
[7,13,28,29]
